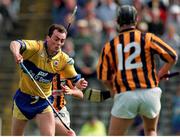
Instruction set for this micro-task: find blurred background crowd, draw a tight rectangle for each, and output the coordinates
[0,0,179,135]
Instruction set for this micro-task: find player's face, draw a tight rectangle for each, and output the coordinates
[47,29,66,55]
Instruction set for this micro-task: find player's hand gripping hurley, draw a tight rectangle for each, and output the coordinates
[20,62,70,130]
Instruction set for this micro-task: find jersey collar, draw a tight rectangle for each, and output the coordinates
[119,27,136,33]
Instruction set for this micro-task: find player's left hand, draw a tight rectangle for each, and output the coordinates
[75,78,88,90]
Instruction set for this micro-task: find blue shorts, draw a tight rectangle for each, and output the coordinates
[13,89,54,120]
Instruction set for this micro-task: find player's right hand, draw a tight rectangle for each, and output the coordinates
[13,53,23,64]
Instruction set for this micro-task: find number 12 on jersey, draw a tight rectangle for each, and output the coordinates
[117,42,143,70]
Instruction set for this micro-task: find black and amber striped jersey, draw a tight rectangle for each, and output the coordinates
[52,74,74,111]
[52,74,66,111]
[97,28,178,93]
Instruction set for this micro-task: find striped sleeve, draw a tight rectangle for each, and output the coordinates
[150,34,178,63]
[97,42,114,81]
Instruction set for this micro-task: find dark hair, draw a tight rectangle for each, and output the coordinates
[117,5,137,26]
[48,24,67,37]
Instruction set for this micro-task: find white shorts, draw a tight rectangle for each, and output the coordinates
[111,87,162,119]
[55,106,70,127]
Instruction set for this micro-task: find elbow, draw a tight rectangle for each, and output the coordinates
[171,54,178,65]
[80,93,84,99]
[10,41,19,50]
[10,41,15,49]
[168,53,178,65]
[173,51,178,64]
[175,54,178,64]
[79,91,84,99]
[10,41,17,47]
[73,89,84,99]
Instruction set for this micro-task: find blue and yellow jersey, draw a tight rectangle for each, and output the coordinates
[17,40,79,98]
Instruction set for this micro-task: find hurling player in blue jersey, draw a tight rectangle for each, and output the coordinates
[10,24,88,135]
